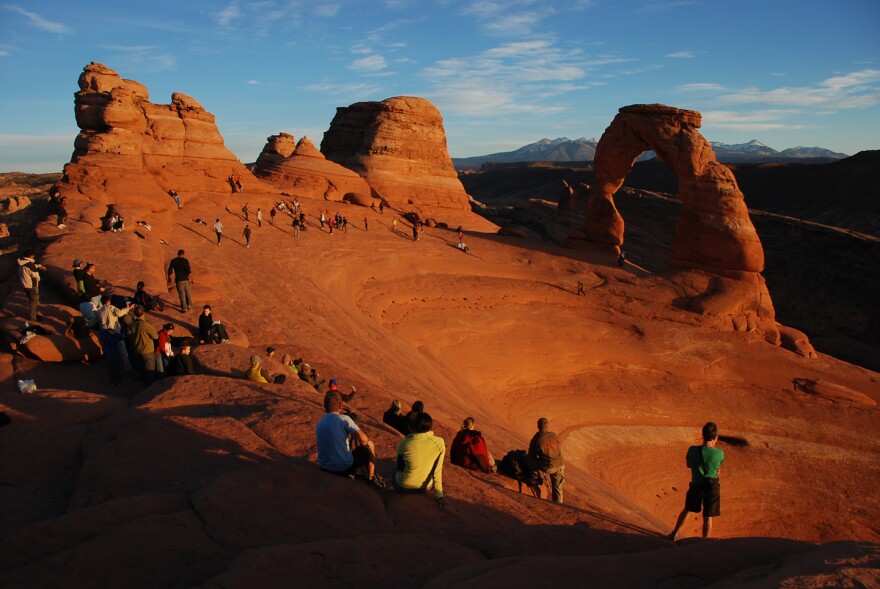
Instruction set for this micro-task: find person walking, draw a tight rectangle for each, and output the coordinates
[292,218,299,237]
[17,251,46,322]
[528,418,565,503]
[364,217,368,231]
[213,218,223,245]
[270,207,277,226]
[256,208,263,227]
[668,422,725,541]
[242,202,250,221]
[243,225,252,248]
[166,249,193,313]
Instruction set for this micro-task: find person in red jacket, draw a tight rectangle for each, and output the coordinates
[451,417,496,474]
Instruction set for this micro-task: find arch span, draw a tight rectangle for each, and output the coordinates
[584,104,778,340]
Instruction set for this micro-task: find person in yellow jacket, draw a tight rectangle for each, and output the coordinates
[394,412,449,508]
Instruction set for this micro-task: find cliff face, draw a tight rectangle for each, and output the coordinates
[58,62,268,211]
[320,97,471,211]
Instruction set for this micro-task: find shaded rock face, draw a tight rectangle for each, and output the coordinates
[253,136,373,203]
[321,97,470,211]
[58,62,266,210]
[584,104,777,339]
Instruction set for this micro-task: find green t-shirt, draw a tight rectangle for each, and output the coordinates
[687,445,724,484]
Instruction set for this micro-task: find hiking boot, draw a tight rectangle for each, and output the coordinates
[368,474,385,489]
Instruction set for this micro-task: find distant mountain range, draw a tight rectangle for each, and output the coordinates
[452,137,850,169]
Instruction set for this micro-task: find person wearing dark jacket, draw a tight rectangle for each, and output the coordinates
[528,417,565,503]
[451,417,496,473]
[173,339,196,375]
[198,305,213,344]
[383,400,409,435]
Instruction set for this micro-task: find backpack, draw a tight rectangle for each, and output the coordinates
[499,450,544,497]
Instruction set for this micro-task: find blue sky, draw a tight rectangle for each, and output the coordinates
[1,0,878,172]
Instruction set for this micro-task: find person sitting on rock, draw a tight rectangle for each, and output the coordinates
[394,412,448,508]
[405,400,424,434]
[281,354,298,375]
[245,354,286,384]
[197,305,213,344]
[451,417,497,474]
[173,338,196,375]
[133,281,164,312]
[72,259,86,298]
[327,378,356,402]
[315,390,384,488]
[383,400,409,435]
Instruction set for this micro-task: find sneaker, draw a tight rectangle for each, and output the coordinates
[368,474,385,489]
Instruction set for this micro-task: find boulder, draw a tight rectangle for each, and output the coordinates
[321,96,470,211]
[1,196,31,214]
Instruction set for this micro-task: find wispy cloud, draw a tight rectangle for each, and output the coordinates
[102,45,176,72]
[460,1,551,36]
[212,2,241,27]
[718,69,880,109]
[677,82,727,92]
[5,4,70,34]
[702,109,805,131]
[302,82,383,98]
[665,51,696,59]
[314,4,340,17]
[246,80,259,85]
[349,55,387,72]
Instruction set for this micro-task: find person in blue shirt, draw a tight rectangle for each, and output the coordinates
[315,391,384,489]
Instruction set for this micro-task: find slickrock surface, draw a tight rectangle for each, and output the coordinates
[321,96,471,212]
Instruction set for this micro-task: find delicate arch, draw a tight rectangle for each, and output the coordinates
[584,104,764,277]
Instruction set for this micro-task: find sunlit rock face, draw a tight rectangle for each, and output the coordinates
[320,96,471,211]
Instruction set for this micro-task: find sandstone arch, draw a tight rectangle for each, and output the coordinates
[584,104,777,339]
[585,104,764,276]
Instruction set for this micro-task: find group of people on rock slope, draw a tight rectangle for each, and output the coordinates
[319,393,723,540]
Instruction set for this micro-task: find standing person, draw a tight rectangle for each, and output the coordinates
[17,251,46,322]
[82,263,106,304]
[292,218,299,237]
[528,418,565,504]
[392,218,398,233]
[243,225,252,248]
[618,250,626,267]
[156,323,175,376]
[256,208,263,227]
[364,217,368,231]
[378,201,384,214]
[315,391,385,488]
[320,211,326,229]
[55,195,68,228]
[412,223,418,241]
[270,207,277,226]
[168,189,182,209]
[166,249,193,313]
[128,305,159,387]
[342,217,348,233]
[394,412,449,508]
[242,202,250,221]
[98,327,126,385]
[72,259,86,298]
[213,218,223,246]
[669,422,725,541]
[96,294,131,333]
[328,217,334,235]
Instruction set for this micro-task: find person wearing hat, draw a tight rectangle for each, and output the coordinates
[245,354,285,384]
[328,378,357,402]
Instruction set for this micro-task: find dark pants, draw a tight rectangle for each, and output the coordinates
[24,287,39,321]
[175,280,192,312]
[140,352,160,387]
[106,354,124,385]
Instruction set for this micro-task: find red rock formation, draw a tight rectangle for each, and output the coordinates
[320,97,470,211]
[584,104,777,339]
[57,62,269,212]
[253,136,373,203]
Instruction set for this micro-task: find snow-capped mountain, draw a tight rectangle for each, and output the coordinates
[453,138,849,169]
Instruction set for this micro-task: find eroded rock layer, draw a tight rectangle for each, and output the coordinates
[320,97,470,211]
[58,62,268,210]
[253,136,373,203]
